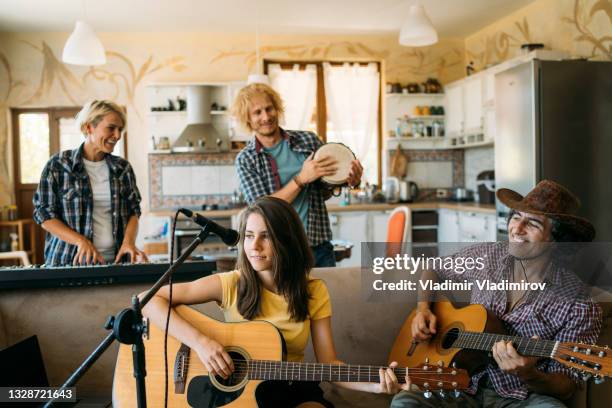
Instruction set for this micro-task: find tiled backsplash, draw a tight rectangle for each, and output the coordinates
[388,149,465,188]
[149,153,239,210]
[464,146,494,192]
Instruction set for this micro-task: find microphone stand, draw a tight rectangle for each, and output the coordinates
[43,226,213,408]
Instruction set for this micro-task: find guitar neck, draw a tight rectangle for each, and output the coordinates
[245,361,421,383]
[453,331,558,358]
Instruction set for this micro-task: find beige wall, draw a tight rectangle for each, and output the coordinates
[465,0,612,70]
[1,0,610,211]
[0,31,464,211]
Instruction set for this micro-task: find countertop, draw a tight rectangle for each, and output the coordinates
[149,201,495,217]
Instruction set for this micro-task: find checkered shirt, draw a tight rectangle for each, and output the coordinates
[33,144,142,266]
[236,129,332,246]
[434,242,602,400]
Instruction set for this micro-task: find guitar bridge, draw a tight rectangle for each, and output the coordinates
[174,343,191,394]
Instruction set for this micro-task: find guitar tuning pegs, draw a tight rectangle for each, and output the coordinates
[438,389,446,399]
[585,348,592,355]
[452,389,461,398]
[598,350,606,358]
[437,360,444,367]
[594,376,605,385]
[425,357,429,364]
[423,383,432,399]
[582,372,592,381]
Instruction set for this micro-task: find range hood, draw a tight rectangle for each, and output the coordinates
[172,86,230,153]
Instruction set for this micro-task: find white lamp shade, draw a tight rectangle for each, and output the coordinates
[247,73,270,85]
[399,5,438,47]
[62,21,107,66]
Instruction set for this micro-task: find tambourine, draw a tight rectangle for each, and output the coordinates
[313,142,356,195]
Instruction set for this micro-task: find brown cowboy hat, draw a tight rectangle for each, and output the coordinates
[496,179,595,242]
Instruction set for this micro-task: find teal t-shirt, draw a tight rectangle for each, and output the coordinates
[263,139,309,231]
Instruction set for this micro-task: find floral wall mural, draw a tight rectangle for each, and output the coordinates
[465,0,612,71]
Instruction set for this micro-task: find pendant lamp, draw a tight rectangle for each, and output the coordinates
[399,4,438,47]
[62,20,106,66]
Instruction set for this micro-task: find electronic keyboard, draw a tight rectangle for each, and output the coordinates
[0,260,215,289]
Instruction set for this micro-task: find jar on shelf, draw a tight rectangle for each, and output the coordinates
[8,205,17,221]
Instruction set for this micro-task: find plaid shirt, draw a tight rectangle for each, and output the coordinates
[435,242,602,400]
[236,129,332,246]
[33,144,142,266]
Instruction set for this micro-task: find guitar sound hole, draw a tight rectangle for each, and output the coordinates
[441,328,460,349]
[214,351,248,386]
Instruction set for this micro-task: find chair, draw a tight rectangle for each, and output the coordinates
[386,206,412,257]
[0,250,31,266]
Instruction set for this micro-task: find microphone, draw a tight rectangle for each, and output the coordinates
[178,208,240,246]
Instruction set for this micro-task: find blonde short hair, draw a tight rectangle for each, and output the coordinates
[76,99,126,136]
[231,83,285,132]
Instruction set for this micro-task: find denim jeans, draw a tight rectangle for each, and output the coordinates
[312,241,336,267]
[391,385,566,408]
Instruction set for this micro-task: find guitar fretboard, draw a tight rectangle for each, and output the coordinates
[245,361,411,383]
[452,331,558,358]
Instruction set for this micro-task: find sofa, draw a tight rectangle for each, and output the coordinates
[0,266,610,407]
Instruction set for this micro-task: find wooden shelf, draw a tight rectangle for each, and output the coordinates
[405,116,445,121]
[147,111,187,116]
[386,93,444,97]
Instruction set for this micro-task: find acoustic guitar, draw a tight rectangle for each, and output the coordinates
[389,302,611,383]
[113,305,469,407]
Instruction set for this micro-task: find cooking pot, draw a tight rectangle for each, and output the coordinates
[450,187,474,202]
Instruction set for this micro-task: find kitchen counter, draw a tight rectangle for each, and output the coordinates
[327,201,495,214]
[148,201,495,218]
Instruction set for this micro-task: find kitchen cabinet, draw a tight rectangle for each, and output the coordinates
[371,211,391,243]
[444,75,488,148]
[438,209,459,242]
[329,212,369,266]
[463,76,484,135]
[437,208,496,242]
[444,85,463,138]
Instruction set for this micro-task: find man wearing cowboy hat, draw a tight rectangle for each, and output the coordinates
[391,180,602,407]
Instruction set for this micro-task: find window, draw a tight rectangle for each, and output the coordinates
[11,107,128,218]
[264,60,382,186]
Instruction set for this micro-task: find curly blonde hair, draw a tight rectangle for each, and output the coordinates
[231,83,285,132]
[75,99,126,136]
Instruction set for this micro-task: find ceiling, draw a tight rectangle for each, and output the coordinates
[0,0,536,37]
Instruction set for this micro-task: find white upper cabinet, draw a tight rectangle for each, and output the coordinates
[463,76,484,135]
[444,73,490,149]
[445,84,463,138]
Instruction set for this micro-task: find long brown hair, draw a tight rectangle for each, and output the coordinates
[236,197,314,321]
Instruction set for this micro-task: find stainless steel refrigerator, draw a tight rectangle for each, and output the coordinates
[495,59,612,241]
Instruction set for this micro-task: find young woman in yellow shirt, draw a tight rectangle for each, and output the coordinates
[143,196,408,407]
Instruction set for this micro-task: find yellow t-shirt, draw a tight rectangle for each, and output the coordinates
[217,270,332,362]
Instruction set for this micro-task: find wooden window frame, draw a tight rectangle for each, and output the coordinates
[11,106,129,215]
[264,60,383,186]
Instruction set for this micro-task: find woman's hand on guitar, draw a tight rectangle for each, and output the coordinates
[376,361,411,394]
[492,338,539,379]
[196,337,234,379]
[412,308,437,341]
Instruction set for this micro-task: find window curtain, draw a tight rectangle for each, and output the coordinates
[268,63,317,130]
[323,62,379,184]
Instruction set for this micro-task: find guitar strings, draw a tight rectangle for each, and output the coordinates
[176,361,465,376]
